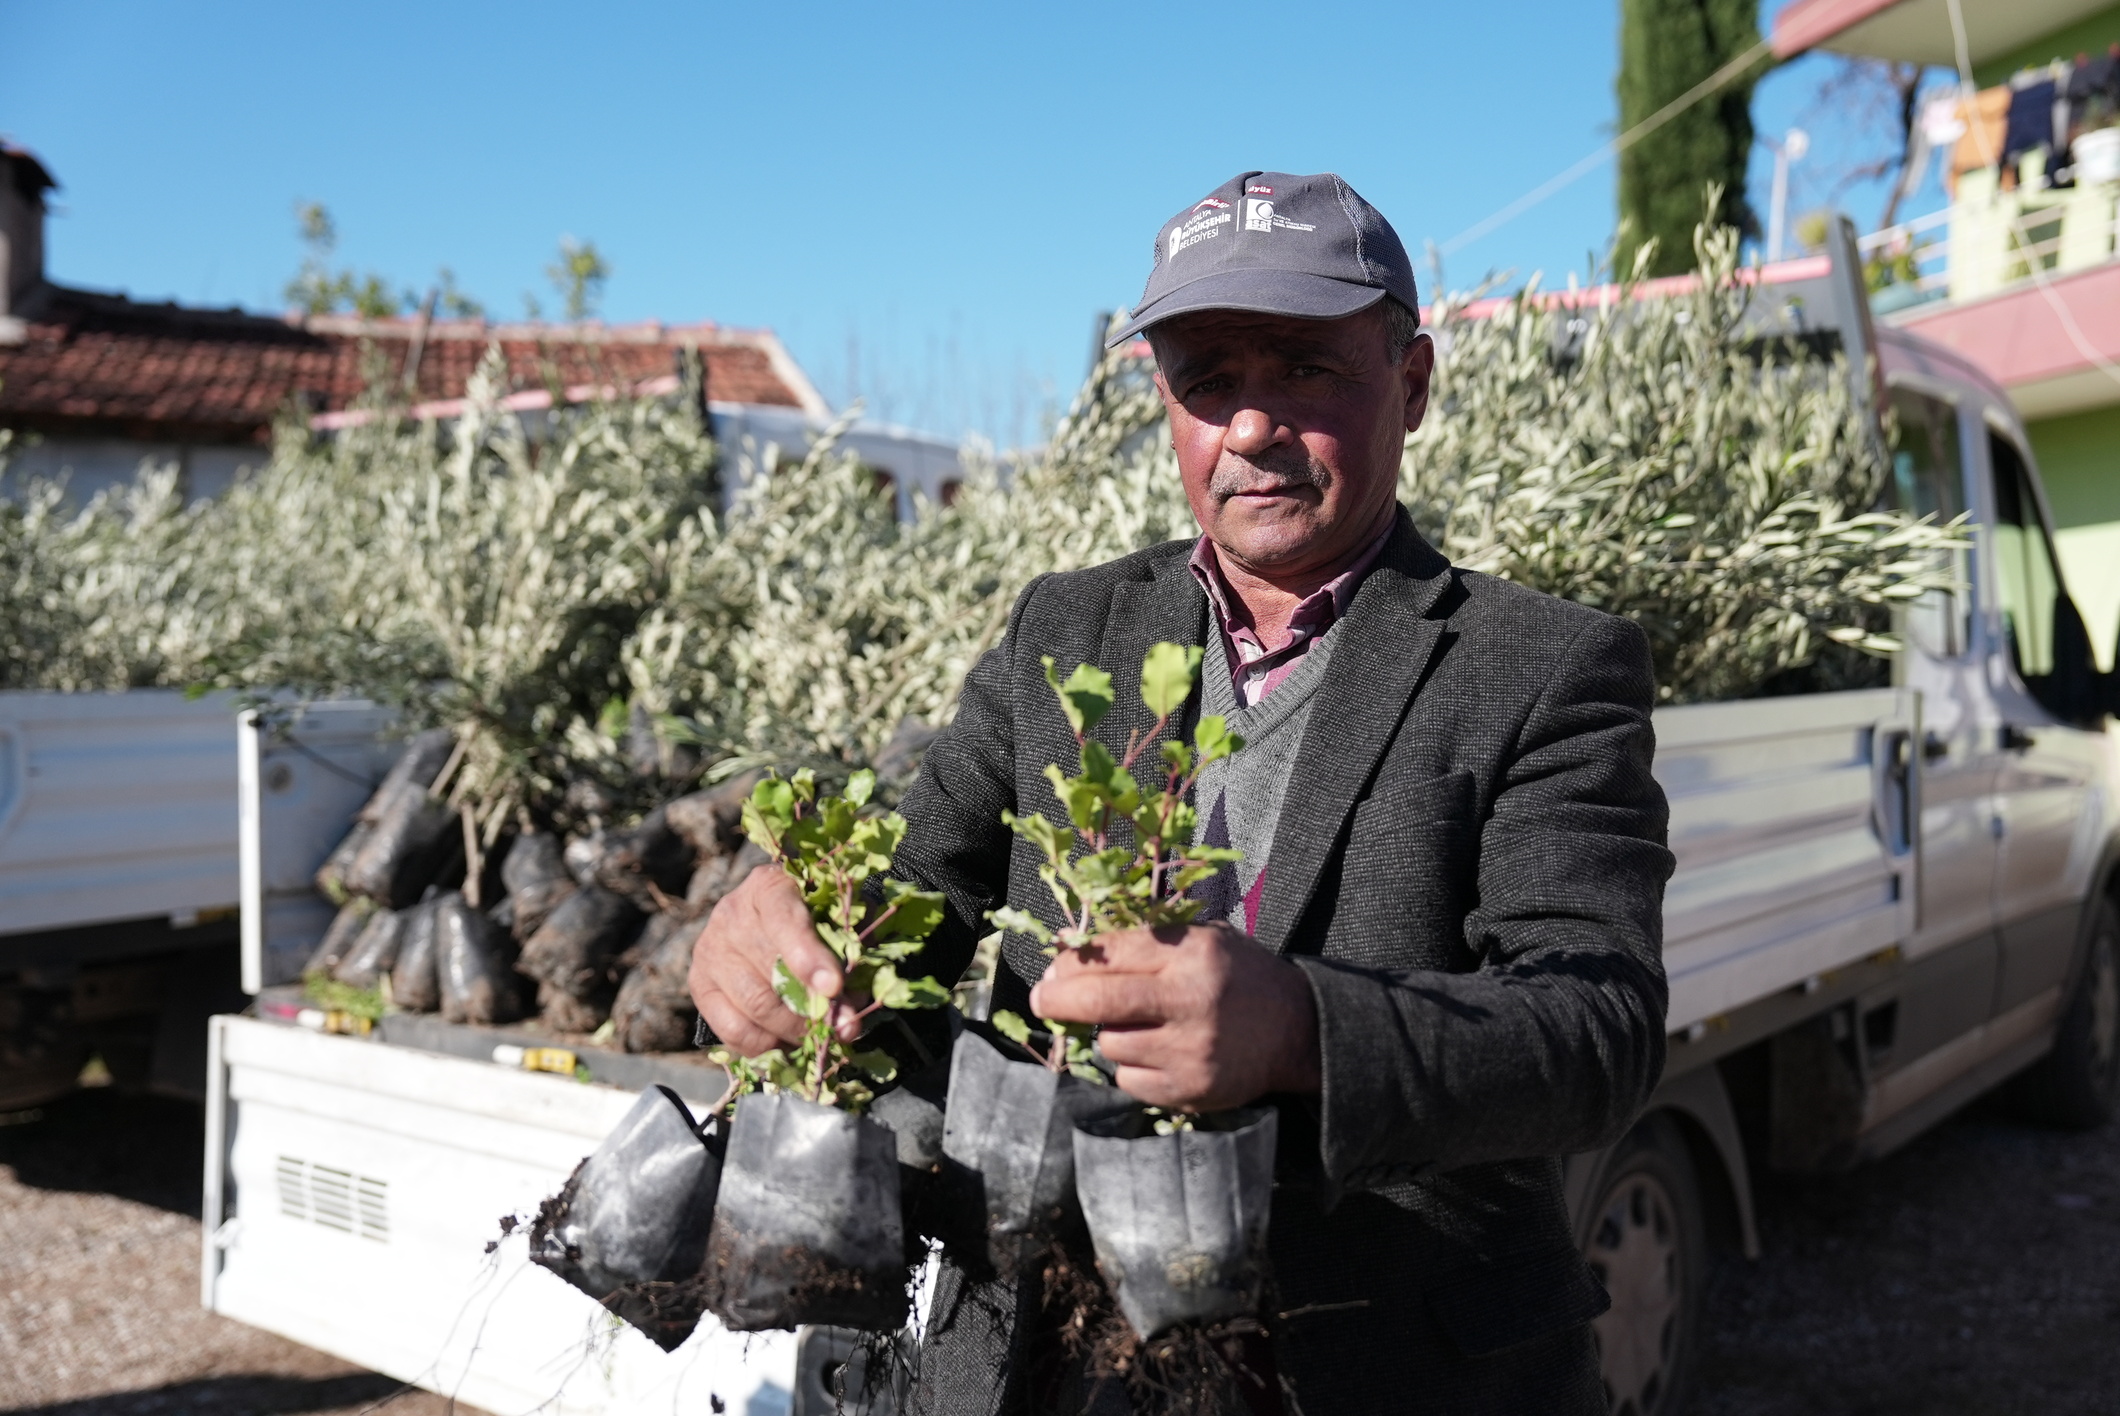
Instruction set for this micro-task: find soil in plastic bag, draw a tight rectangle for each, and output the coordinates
[662,772,762,858]
[500,832,577,941]
[305,896,377,978]
[940,1029,1135,1278]
[332,907,406,990]
[1072,1107,1278,1341]
[530,1084,725,1352]
[609,911,702,1053]
[699,1091,909,1333]
[539,980,611,1034]
[375,728,457,803]
[518,885,642,1000]
[685,841,772,913]
[346,780,461,909]
[588,807,695,909]
[435,893,527,1025]
[313,821,372,905]
[389,898,444,1013]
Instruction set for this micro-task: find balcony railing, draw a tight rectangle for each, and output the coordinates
[1859,161,2120,316]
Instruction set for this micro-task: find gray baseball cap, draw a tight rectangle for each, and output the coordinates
[1107,171,1419,347]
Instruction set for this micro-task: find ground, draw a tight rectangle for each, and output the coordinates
[1693,1091,2120,1416]
[2,1084,2115,1415]
[0,1087,465,1416]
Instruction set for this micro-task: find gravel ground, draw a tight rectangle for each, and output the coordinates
[1694,1094,2120,1416]
[0,1087,471,1416]
[4,1083,2115,1415]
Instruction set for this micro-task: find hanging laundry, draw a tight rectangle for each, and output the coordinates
[2002,75,2060,172]
[1947,86,2011,195]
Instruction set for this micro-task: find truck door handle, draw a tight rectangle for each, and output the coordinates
[1922,732,1950,761]
[2001,724,2035,752]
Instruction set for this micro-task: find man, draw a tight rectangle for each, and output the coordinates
[691,171,1673,1414]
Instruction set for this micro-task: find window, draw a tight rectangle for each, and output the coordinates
[1990,430,2100,725]
[1886,388,1969,656]
[939,478,963,508]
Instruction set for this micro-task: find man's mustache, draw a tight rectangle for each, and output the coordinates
[1207,452,1331,501]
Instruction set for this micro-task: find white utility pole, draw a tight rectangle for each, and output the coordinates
[1767,127,1810,262]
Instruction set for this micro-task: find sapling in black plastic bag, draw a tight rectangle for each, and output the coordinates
[940,644,1239,1280]
[697,768,950,1333]
[529,1083,725,1350]
[987,643,1279,1354]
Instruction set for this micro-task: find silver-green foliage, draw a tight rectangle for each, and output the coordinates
[1406,224,1963,703]
[0,219,1961,827]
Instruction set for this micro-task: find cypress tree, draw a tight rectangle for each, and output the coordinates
[1616,0,1766,277]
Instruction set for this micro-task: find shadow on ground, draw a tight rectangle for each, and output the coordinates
[0,1372,435,1415]
[1693,1093,2120,1416]
[0,1087,206,1217]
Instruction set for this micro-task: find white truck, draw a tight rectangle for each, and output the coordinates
[16,237,2115,1415]
[0,689,253,1110]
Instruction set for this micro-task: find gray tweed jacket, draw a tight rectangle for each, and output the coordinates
[893,508,1674,1415]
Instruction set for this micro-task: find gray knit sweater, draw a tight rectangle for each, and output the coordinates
[1192,623,1339,932]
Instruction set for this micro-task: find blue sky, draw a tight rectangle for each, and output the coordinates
[1,1,1946,447]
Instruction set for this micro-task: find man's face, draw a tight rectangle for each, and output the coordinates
[1150,305,1433,579]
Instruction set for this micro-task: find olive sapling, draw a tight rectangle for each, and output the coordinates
[987,642,1243,1090]
[710,768,949,1113]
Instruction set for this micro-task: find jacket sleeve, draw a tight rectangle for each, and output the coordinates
[1291,614,1674,1184]
[888,576,1044,991]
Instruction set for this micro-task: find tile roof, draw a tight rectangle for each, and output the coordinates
[0,285,827,445]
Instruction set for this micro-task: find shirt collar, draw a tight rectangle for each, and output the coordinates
[1186,519,1395,651]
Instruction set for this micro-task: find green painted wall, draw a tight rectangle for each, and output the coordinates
[2028,402,2120,668]
[1974,2,2120,87]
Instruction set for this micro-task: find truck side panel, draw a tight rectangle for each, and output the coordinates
[0,690,241,936]
[1657,688,1919,1033]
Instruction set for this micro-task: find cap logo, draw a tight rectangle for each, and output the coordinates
[1194,197,1230,210]
[1168,205,1231,259]
[1244,198,1315,235]
[1246,185,1274,195]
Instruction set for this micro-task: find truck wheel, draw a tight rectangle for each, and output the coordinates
[1580,1115,1706,1416]
[2010,900,2120,1129]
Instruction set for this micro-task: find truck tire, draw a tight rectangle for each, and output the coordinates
[1579,1114,1706,1416]
[2009,899,2120,1129]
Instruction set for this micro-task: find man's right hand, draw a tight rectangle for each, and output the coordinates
[687,864,852,1055]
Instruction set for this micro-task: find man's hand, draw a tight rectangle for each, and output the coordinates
[1029,924,1320,1112]
[687,865,861,1055]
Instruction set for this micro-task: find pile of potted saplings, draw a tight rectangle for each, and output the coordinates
[527,645,1283,1413]
[302,729,771,1053]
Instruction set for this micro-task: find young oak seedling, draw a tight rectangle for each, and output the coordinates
[987,642,1243,1100]
[710,767,950,1113]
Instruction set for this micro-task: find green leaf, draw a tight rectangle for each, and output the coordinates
[745,777,795,840]
[1000,809,1072,866]
[845,768,876,809]
[1159,739,1194,777]
[1193,714,1242,764]
[773,959,829,1020]
[1068,1062,1108,1085]
[1046,763,1108,831]
[1140,642,1203,719]
[1044,656,1114,736]
[790,768,817,804]
[895,976,952,1010]
[986,905,1056,944]
[992,1010,1033,1045]
[846,1048,899,1084]
[875,883,945,940]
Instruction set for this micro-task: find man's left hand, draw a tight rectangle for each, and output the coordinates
[1028,924,1321,1112]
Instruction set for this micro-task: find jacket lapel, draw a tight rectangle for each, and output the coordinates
[1250,511,1456,953]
